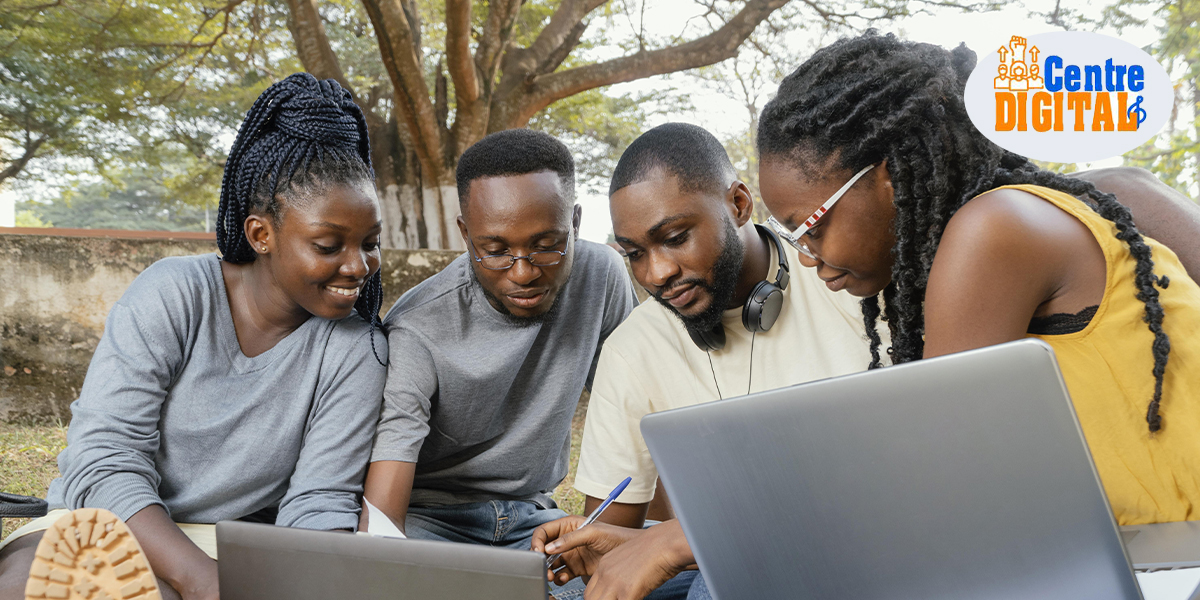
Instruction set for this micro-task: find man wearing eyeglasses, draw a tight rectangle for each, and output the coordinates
[361,129,637,555]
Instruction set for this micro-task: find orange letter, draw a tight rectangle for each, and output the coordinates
[1032,92,1053,132]
[1092,92,1114,131]
[1118,92,1139,131]
[1067,92,1092,131]
[995,92,1017,131]
[1017,92,1028,131]
[1054,92,1064,131]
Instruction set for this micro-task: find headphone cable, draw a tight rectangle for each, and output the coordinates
[706,330,757,400]
[747,331,756,396]
[706,349,724,400]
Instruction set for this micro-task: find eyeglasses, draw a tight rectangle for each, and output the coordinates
[767,163,877,260]
[468,230,572,271]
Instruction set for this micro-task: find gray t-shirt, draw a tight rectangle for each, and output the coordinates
[46,254,387,530]
[371,240,637,507]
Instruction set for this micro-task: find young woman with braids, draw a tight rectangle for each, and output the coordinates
[0,73,387,600]
[756,31,1200,528]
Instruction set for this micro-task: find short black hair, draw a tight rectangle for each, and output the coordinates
[456,129,575,209]
[609,123,736,197]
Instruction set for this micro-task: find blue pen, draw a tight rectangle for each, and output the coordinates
[545,476,632,569]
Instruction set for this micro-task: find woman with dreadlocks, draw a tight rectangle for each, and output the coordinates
[0,73,387,600]
[757,31,1200,528]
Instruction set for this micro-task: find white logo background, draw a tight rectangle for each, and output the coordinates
[963,31,1172,163]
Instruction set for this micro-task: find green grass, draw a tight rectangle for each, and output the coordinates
[0,420,68,539]
[1,395,589,540]
[551,392,589,516]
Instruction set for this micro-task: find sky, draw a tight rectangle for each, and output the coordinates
[0,1,1168,238]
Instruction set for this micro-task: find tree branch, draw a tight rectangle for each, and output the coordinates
[445,0,479,105]
[507,0,608,75]
[283,0,355,96]
[510,0,788,125]
[361,0,446,181]
[535,19,587,75]
[0,134,48,186]
[141,0,246,72]
[476,0,523,91]
[445,0,490,157]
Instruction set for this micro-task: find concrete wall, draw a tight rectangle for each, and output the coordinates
[0,232,459,422]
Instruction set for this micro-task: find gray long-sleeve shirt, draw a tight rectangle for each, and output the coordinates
[371,240,637,507]
[45,254,387,530]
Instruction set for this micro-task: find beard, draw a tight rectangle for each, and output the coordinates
[652,217,744,335]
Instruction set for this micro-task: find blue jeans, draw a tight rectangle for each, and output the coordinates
[406,500,564,548]
[686,574,712,600]
[406,501,697,599]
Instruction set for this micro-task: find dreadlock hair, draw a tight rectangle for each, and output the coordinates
[216,72,387,365]
[758,31,1172,433]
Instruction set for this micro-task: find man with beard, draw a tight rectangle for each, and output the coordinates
[525,123,874,599]
[361,129,637,551]
[571,122,877,534]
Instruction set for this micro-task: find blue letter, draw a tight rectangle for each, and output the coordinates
[1045,56,1064,92]
[1104,59,1128,92]
[1129,65,1144,91]
[1065,65,1082,92]
[1084,65,1102,91]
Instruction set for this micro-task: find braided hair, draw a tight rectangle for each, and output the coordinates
[758,31,1171,432]
[216,72,387,365]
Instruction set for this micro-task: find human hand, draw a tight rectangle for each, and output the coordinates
[531,515,641,585]
[574,520,695,600]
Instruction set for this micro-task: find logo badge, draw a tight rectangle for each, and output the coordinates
[964,31,1171,163]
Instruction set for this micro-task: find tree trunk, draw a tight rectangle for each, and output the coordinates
[440,181,463,251]
[417,175,464,251]
[369,109,430,250]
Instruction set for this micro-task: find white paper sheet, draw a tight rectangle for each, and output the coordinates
[1137,568,1200,600]
[363,498,407,539]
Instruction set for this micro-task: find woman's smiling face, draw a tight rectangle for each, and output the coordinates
[262,181,383,321]
[758,157,898,297]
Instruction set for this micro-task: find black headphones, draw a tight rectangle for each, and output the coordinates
[687,224,790,352]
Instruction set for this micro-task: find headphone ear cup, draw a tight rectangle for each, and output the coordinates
[742,281,785,333]
[687,322,727,351]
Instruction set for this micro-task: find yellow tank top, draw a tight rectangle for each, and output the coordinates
[995,184,1200,525]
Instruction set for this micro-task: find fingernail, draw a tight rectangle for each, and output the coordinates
[547,542,559,551]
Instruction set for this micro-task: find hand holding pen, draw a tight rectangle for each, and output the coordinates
[531,490,697,595]
[545,477,632,568]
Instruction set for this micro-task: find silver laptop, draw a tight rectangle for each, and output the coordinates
[1122,521,1200,572]
[216,520,548,599]
[642,339,1198,600]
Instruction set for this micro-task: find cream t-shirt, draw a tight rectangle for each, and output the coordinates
[574,241,883,503]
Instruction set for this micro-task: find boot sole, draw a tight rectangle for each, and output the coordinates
[24,508,161,600]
